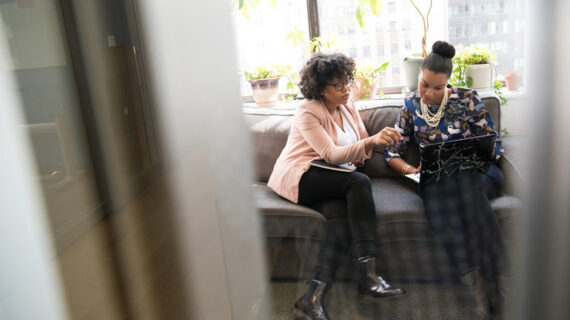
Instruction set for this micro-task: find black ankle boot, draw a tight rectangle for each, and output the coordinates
[357,257,406,298]
[461,271,491,320]
[292,279,330,320]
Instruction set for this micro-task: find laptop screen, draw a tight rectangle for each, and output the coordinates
[419,133,497,184]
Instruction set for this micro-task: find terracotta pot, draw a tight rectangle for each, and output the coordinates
[249,77,280,107]
[350,76,379,100]
[505,70,521,91]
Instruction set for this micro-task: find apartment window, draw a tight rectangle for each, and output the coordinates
[391,43,399,54]
[363,46,371,57]
[449,0,526,77]
[377,45,384,56]
[392,63,400,75]
[388,2,396,14]
[375,23,383,33]
[348,24,355,34]
[489,22,497,35]
[349,48,357,58]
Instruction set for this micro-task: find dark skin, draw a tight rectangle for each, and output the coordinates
[387,69,452,175]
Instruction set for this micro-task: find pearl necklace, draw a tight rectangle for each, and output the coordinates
[418,87,449,127]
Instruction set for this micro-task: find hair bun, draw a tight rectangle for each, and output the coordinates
[431,41,455,59]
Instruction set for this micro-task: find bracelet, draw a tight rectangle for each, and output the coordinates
[401,164,411,175]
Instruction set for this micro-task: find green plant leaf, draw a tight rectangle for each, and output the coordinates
[356,6,365,30]
[370,0,383,15]
[465,76,473,88]
[238,0,244,9]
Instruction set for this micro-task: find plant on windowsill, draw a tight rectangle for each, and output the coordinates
[449,45,507,106]
[243,65,283,107]
[351,62,391,100]
[243,64,299,106]
[402,0,433,91]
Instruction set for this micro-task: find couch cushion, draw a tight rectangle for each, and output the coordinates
[253,183,325,239]
[244,112,292,182]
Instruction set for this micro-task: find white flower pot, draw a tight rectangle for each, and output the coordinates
[402,56,424,91]
[249,77,280,107]
[465,63,495,91]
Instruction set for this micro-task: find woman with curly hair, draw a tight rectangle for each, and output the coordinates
[268,52,406,320]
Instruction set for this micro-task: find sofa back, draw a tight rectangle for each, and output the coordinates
[244,93,501,182]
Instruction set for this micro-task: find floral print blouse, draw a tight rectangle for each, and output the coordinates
[384,86,502,162]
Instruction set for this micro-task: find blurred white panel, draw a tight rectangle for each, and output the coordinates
[0,20,68,320]
[135,1,271,319]
[515,0,570,319]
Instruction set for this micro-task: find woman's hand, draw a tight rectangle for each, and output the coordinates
[409,163,421,174]
[364,127,402,154]
[373,127,402,146]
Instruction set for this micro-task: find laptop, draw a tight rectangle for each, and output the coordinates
[419,133,497,185]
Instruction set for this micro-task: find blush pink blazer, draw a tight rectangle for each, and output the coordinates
[267,98,371,203]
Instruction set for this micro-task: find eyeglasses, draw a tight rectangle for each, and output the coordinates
[326,79,354,92]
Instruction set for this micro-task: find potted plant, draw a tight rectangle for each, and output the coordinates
[450,45,497,91]
[351,62,390,100]
[402,0,432,91]
[243,65,283,107]
[450,45,507,105]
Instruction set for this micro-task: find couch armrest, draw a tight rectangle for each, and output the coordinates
[498,136,528,198]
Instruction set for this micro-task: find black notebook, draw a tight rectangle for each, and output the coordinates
[310,159,355,172]
[419,133,497,185]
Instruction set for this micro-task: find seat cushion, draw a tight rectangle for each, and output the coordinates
[253,183,324,240]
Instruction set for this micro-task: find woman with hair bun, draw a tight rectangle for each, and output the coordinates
[268,52,406,320]
[384,41,510,319]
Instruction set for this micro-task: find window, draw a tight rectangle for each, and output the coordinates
[377,45,384,56]
[232,1,309,96]
[390,43,399,55]
[232,0,526,94]
[388,2,396,14]
[349,48,357,58]
[392,63,400,75]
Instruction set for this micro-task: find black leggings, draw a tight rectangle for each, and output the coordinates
[419,164,509,280]
[298,167,377,283]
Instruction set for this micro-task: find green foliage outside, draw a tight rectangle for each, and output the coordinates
[355,0,384,30]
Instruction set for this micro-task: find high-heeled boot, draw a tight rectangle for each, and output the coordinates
[357,256,406,298]
[292,279,330,320]
[461,271,491,320]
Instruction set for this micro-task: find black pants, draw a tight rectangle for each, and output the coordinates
[419,164,509,280]
[298,167,377,283]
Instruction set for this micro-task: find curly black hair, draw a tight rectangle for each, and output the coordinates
[298,53,355,100]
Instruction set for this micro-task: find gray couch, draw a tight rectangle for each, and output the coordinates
[244,92,524,282]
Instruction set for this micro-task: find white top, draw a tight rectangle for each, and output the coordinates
[333,112,358,171]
